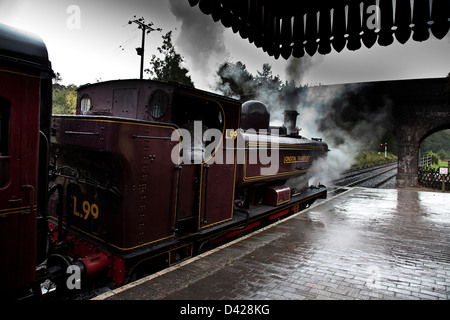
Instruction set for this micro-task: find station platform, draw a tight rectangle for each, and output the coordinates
[94,187,450,301]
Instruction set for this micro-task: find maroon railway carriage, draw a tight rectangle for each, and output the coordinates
[0,24,53,295]
[48,79,328,286]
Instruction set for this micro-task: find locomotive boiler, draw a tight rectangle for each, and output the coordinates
[0,23,328,298]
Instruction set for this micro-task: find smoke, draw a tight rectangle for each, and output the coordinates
[211,56,367,189]
[290,83,393,188]
[163,3,392,189]
[283,85,355,190]
[264,56,324,127]
[168,0,228,91]
[205,52,390,189]
[285,55,324,85]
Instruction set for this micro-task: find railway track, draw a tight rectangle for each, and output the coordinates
[330,162,398,193]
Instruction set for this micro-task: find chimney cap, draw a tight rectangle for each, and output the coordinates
[283,110,299,116]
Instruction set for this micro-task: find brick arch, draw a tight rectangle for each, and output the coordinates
[301,77,449,188]
[419,123,450,145]
[395,108,450,188]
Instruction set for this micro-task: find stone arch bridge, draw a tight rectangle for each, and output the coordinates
[300,77,450,188]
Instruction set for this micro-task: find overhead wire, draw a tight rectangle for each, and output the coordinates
[114,26,139,55]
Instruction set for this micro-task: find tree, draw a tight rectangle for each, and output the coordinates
[54,72,63,84]
[420,130,450,160]
[255,63,282,92]
[52,74,77,115]
[215,61,255,98]
[446,72,450,105]
[145,31,194,87]
[215,61,287,102]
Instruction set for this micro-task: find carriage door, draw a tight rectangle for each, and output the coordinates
[0,72,40,290]
[0,97,11,191]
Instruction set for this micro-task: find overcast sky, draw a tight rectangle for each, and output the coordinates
[1,0,449,90]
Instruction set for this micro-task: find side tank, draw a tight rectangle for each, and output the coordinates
[49,80,181,251]
[235,101,328,187]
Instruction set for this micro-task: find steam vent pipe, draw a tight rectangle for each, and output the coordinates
[284,110,299,135]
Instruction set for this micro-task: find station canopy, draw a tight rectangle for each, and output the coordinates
[187,0,450,59]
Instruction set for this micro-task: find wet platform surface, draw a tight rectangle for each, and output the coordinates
[95,188,450,300]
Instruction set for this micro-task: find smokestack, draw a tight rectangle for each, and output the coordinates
[284,110,299,135]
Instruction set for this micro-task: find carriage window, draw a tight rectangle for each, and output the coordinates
[172,94,224,132]
[80,96,91,114]
[148,90,169,119]
[0,98,11,187]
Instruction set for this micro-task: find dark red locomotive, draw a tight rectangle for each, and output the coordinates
[0,23,328,298]
[47,79,328,287]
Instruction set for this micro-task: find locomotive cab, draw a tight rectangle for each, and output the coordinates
[172,93,225,164]
[76,79,174,123]
[49,80,240,283]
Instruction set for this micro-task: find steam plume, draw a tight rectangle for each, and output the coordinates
[290,83,393,188]
[163,5,391,189]
[168,0,228,90]
[285,55,323,85]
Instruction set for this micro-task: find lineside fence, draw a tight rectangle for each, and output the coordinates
[418,169,450,191]
[418,155,450,191]
[418,154,433,168]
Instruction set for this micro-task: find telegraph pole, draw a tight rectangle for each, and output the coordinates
[128,16,161,79]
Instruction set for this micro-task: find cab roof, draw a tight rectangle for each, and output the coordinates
[0,23,53,73]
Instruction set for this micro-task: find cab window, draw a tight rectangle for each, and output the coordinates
[0,97,10,187]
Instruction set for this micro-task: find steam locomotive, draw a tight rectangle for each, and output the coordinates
[0,24,328,298]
